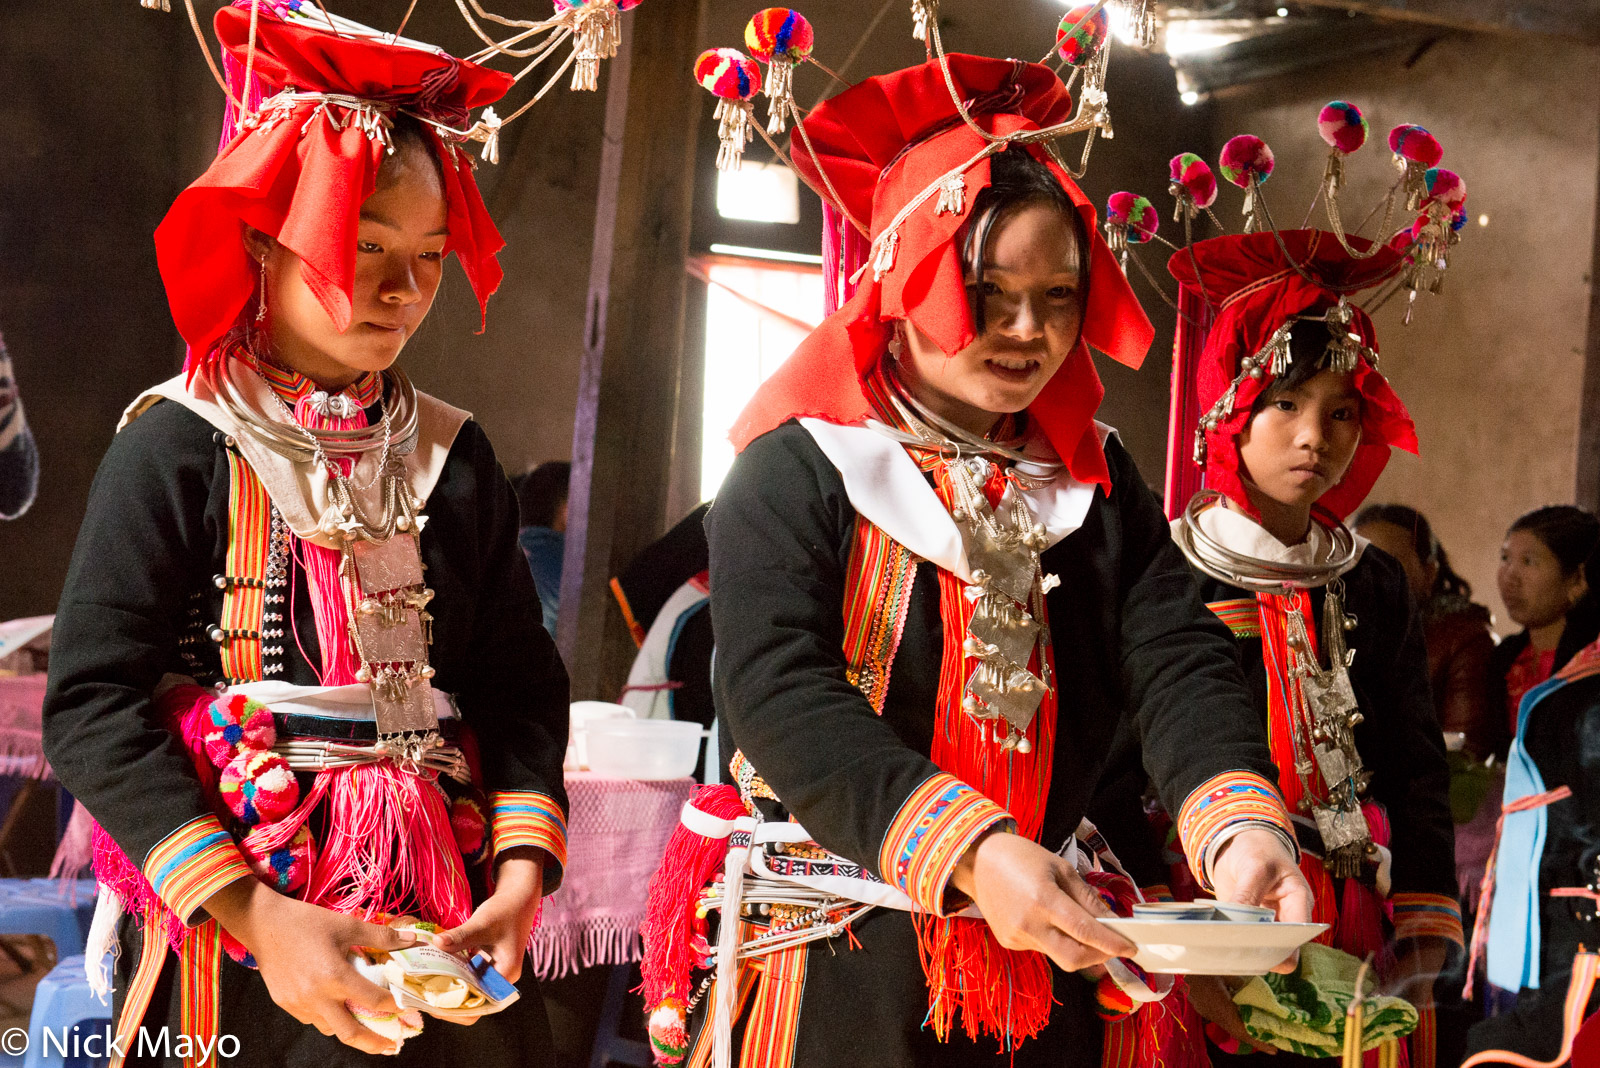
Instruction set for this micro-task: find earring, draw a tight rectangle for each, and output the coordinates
[255,258,268,323]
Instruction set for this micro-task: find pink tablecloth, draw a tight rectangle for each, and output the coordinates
[530,772,695,980]
[0,673,50,779]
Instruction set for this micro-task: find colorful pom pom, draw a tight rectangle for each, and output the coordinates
[1106,192,1159,244]
[1093,971,1136,1020]
[648,1000,689,1064]
[1056,4,1111,66]
[450,796,488,867]
[1388,124,1442,167]
[744,8,813,63]
[1219,135,1274,188]
[1421,167,1467,209]
[694,47,760,101]
[221,928,257,969]
[221,750,299,827]
[1450,206,1468,232]
[1169,152,1218,209]
[202,695,276,769]
[555,0,643,10]
[244,824,315,894]
[1317,101,1368,155]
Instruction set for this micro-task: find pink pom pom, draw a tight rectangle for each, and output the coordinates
[1450,206,1468,232]
[1169,152,1217,209]
[1422,167,1466,209]
[744,8,814,63]
[221,750,299,827]
[244,824,315,894]
[694,48,761,101]
[1388,124,1442,167]
[1318,100,1368,154]
[450,797,488,866]
[202,695,276,769]
[221,928,257,968]
[1219,135,1274,187]
[556,0,642,10]
[1056,5,1110,67]
[1106,191,1159,244]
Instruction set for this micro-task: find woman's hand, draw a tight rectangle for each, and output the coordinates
[1211,827,1314,974]
[949,830,1135,971]
[205,877,419,1055]
[1185,974,1276,1055]
[1382,936,1448,1008]
[432,849,545,986]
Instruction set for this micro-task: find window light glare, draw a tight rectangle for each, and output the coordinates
[716,162,801,225]
[1276,6,1289,16]
[1180,90,1201,106]
[708,243,824,265]
[1477,213,1490,228]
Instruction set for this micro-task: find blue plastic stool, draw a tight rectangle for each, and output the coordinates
[21,954,110,1068]
[0,881,98,959]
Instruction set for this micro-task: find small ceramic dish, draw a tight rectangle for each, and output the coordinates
[1099,918,1328,975]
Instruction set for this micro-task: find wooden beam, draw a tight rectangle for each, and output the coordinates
[1291,0,1599,44]
[558,0,708,701]
[1576,83,1600,514]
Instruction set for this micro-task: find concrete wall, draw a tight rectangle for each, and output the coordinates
[1209,33,1600,631]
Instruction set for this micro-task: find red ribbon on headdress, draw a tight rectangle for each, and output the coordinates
[155,7,513,378]
[1167,229,1418,519]
[729,55,1154,493]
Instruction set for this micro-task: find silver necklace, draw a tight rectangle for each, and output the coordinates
[1173,489,1358,594]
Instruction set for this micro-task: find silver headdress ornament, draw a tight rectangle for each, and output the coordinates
[140,0,648,156]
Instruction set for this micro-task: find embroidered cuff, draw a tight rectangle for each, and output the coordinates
[1176,771,1295,892]
[1391,892,1465,946]
[879,773,1013,915]
[144,814,253,926]
[489,791,569,882]
[1141,883,1175,903]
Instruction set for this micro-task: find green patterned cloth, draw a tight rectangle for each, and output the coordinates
[1233,943,1418,1056]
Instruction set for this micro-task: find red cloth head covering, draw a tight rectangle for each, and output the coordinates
[155,6,514,378]
[728,55,1154,492]
[1167,229,1418,519]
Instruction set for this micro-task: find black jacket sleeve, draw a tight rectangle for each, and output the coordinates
[42,401,228,871]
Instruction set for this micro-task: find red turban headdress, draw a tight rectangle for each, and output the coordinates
[728,55,1154,492]
[155,5,513,378]
[1168,229,1418,520]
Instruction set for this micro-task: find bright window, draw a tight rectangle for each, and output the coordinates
[715,162,802,224]
[699,257,824,499]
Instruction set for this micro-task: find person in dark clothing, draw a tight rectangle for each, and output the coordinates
[42,10,567,1066]
[1102,224,1461,1064]
[640,55,1309,1068]
[514,460,571,636]
[1355,503,1497,760]
[0,332,38,520]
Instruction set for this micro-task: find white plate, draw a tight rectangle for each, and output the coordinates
[1099,918,1328,975]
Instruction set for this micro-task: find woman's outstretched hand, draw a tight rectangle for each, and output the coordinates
[206,877,419,1055]
[1211,827,1315,974]
[949,830,1136,971]
[431,849,545,990]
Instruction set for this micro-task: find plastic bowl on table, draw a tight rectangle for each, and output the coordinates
[584,719,707,780]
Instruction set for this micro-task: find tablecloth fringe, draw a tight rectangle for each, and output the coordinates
[529,915,642,980]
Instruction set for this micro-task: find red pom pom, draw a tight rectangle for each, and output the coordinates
[694,48,760,101]
[221,750,299,827]
[450,796,488,866]
[1388,124,1442,167]
[243,824,315,894]
[1056,5,1110,67]
[202,695,276,769]
[1219,135,1274,187]
[1317,101,1368,155]
[1169,152,1217,209]
[1094,972,1136,1020]
[744,8,814,63]
[1106,191,1159,243]
[1422,167,1466,209]
[221,928,257,968]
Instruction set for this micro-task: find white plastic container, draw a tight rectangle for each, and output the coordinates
[584,719,706,780]
[567,701,636,770]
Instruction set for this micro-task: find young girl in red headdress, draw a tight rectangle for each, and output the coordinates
[43,7,567,1065]
[1114,229,1461,1065]
[640,55,1313,1068]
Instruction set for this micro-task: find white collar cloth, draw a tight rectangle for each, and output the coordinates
[798,418,1109,582]
[1172,505,1366,584]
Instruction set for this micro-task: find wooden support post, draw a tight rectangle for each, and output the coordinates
[558,0,708,701]
[1577,96,1600,514]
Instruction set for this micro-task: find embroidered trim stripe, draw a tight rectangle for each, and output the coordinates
[878,772,1013,914]
[1207,598,1262,639]
[740,941,807,1068]
[489,791,569,870]
[254,359,383,408]
[180,919,223,1066]
[841,515,919,713]
[1392,892,1464,946]
[221,451,271,683]
[1175,770,1293,892]
[144,814,253,925]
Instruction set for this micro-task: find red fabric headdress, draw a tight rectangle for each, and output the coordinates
[728,55,1154,492]
[155,6,514,378]
[1167,229,1418,519]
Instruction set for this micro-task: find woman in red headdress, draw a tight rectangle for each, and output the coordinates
[42,6,567,1064]
[640,55,1313,1068]
[1107,229,1460,1063]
